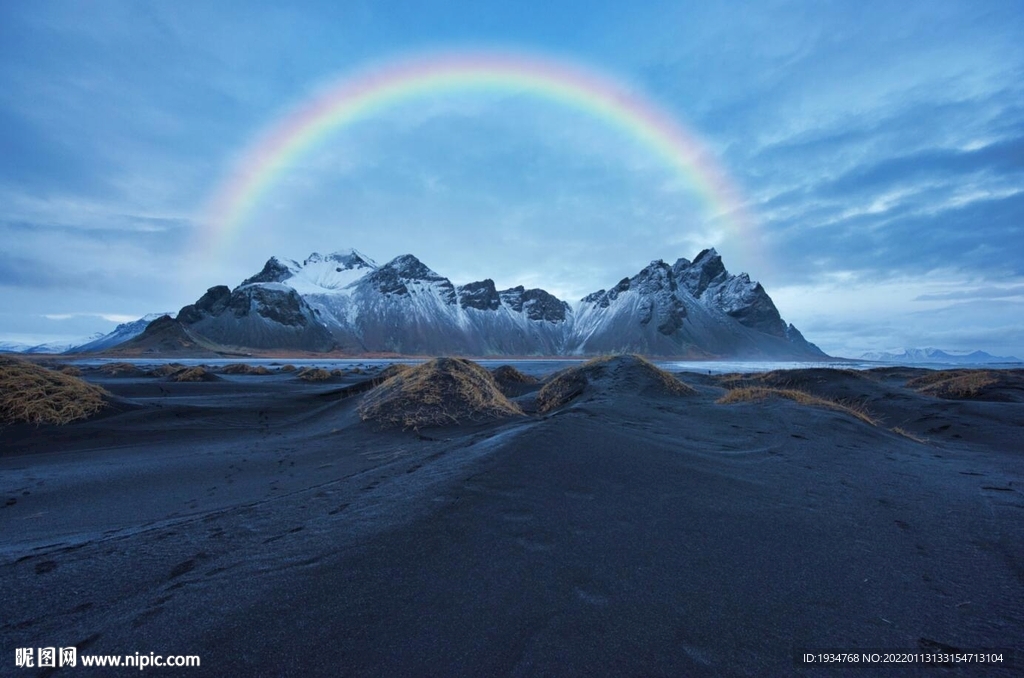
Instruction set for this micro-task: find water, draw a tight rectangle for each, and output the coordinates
[68,356,899,379]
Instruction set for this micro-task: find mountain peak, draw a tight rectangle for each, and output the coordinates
[241,257,295,287]
[382,254,442,280]
[322,249,377,268]
[677,248,728,298]
[364,254,456,303]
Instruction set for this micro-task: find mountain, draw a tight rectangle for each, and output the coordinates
[103,315,240,357]
[1,339,94,354]
[151,247,825,359]
[571,250,821,357]
[860,348,1021,364]
[69,313,175,353]
[177,283,336,352]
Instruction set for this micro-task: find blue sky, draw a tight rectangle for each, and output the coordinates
[1,0,1022,357]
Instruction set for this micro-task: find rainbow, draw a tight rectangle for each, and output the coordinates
[201,49,754,256]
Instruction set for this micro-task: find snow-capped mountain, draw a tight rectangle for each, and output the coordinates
[860,348,1021,364]
[69,313,175,353]
[569,250,819,357]
[156,247,826,358]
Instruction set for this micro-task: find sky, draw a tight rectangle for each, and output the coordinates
[1,0,1022,358]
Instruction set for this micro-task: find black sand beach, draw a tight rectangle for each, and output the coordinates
[2,359,1022,676]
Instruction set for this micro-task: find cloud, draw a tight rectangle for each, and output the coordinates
[808,135,1024,199]
[914,285,1024,302]
[42,312,138,323]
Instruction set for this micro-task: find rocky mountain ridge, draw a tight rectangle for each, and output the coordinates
[132,247,826,358]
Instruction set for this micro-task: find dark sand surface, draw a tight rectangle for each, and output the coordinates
[2,363,1022,676]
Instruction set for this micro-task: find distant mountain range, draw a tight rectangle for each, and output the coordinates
[0,339,91,354]
[4,248,829,359]
[860,348,1021,365]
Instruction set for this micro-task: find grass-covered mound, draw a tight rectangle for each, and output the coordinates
[491,365,538,384]
[905,369,1021,400]
[358,357,523,429]
[149,363,187,377]
[168,366,219,382]
[716,368,869,391]
[0,357,109,425]
[536,354,694,414]
[297,367,333,382]
[374,363,412,382]
[220,363,272,375]
[716,386,877,425]
[98,361,145,376]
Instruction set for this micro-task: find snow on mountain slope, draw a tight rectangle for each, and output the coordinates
[241,249,377,295]
[70,313,175,353]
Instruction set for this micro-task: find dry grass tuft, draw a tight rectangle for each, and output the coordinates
[99,361,144,376]
[58,365,82,377]
[278,364,297,373]
[374,363,412,383]
[715,368,867,391]
[491,365,538,384]
[892,426,929,444]
[220,363,274,376]
[0,357,109,425]
[148,363,185,377]
[358,357,523,429]
[331,369,344,377]
[169,366,212,382]
[906,370,1000,399]
[536,370,589,414]
[297,367,333,382]
[716,386,877,426]
[537,354,693,413]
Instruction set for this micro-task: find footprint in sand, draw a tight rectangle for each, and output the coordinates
[34,560,57,575]
[167,554,206,580]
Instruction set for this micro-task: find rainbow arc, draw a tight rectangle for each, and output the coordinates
[201,49,754,258]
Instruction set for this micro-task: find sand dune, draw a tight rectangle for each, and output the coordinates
[1,361,1021,675]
